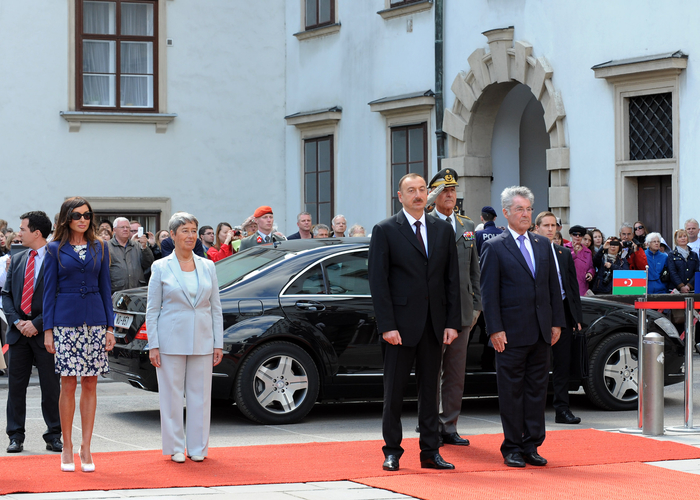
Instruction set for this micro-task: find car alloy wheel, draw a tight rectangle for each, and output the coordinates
[235,341,319,424]
[584,332,638,411]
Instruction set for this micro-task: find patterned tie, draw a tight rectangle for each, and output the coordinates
[265,235,271,243]
[20,250,37,315]
[517,235,535,277]
[414,221,427,257]
[446,216,452,228]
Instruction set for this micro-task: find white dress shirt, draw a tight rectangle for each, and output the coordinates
[433,209,456,233]
[507,226,536,275]
[403,209,428,257]
[27,244,48,284]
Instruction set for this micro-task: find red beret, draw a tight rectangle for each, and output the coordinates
[253,206,273,218]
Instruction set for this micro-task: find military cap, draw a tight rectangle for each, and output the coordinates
[253,206,273,218]
[428,168,459,189]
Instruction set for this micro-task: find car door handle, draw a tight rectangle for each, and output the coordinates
[295,301,326,311]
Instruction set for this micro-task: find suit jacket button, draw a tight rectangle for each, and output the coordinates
[80,268,85,273]
[81,281,86,286]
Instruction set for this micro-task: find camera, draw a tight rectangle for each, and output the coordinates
[234,230,241,236]
[602,268,613,285]
[622,240,633,249]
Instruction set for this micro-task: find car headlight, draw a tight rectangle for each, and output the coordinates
[654,317,680,339]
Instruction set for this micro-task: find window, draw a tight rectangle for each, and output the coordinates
[93,211,161,233]
[304,136,334,226]
[77,0,157,111]
[286,265,326,295]
[390,124,427,214]
[389,0,422,6]
[305,0,334,30]
[628,93,672,160]
[324,252,370,296]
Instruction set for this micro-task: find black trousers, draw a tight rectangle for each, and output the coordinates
[6,334,61,443]
[495,337,549,457]
[381,321,441,460]
[552,300,575,413]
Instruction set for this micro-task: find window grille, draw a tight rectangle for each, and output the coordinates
[629,93,672,160]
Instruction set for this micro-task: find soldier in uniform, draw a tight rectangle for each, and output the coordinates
[427,168,482,446]
[475,206,503,256]
[239,206,286,251]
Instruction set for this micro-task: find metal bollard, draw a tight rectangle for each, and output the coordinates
[642,332,664,435]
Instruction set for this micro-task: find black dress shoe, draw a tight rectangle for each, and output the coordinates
[45,438,63,452]
[420,453,455,470]
[503,452,526,467]
[523,451,548,466]
[442,432,470,446]
[7,439,23,453]
[382,455,399,471]
[555,409,581,424]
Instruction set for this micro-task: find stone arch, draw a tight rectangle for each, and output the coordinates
[441,27,570,228]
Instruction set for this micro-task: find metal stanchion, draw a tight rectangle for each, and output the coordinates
[620,297,646,434]
[667,297,700,433]
[642,332,664,435]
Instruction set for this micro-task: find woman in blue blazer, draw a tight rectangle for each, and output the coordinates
[146,213,223,463]
[43,197,115,472]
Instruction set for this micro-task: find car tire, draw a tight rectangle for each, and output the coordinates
[584,332,638,411]
[234,341,319,424]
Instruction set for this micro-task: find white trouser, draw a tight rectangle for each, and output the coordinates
[156,353,213,456]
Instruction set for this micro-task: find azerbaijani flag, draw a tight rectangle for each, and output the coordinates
[612,270,647,295]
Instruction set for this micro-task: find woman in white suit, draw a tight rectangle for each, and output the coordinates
[146,213,223,463]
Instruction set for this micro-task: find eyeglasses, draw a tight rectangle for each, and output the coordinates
[511,207,534,215]
[69,211,93,221]
[12,240,21,244]
[634,226,644,230]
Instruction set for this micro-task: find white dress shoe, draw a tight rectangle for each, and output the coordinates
[189,455,205,462]
[171,452,186,463]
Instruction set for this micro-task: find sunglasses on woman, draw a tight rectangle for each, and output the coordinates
[634,225,644,230]
[69,211,93,221]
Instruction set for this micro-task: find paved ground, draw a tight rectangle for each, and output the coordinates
[2,357,700,499]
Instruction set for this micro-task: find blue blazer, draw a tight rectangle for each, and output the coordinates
[480,230,565,347]
[43,240,114,330]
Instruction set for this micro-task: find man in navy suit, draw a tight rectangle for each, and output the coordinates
[480,186,565,468]
[2,211,61,453]
[368,173,461,472]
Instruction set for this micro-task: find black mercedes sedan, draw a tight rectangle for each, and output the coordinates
[108,238,685,424]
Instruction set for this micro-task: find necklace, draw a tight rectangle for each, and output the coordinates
[176,254,194,263]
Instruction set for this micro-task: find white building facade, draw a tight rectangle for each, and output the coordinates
[285,0,699,243]
[0,0,286,233]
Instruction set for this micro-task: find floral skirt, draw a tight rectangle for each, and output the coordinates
[54,324,109,376]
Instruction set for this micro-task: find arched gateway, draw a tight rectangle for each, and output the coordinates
[441,27,570,229]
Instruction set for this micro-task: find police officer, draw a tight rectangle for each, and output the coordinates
[475,206,503,256]
[427,168,482,446]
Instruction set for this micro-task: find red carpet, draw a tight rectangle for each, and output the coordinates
[1,429,699,495]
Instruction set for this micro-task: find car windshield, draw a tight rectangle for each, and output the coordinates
[214,247,288,288]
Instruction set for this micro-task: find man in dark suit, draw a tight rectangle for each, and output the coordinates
[534,211,583,424]
[480,186,565,468]
[368,173,461,472]
[2,211,62,453]
[427,168,481,446]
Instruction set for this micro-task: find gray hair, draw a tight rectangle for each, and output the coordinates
[313,223,330,236]
[297,211,311,222]
[685,218,699,228]
[619,222,633,232]
[332,214,346,226]
[348,224,366,237]
[113,217,130,228]
[168,212,199,234]
[500,186,534,214]
[645,232,662,245]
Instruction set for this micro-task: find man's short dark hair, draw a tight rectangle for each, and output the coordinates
[481,211,496,222]
[20,211,52,238]
[199,225,213,238]
[99,218,113,230]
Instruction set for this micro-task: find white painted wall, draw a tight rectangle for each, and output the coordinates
[0,1,286,231]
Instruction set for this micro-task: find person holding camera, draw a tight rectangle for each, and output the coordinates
[618,222,648,270]
[667,229,699,293]
[108,217,154,292]
[591,237,629,294]
[645,233,669,294]
[206,222,237,262]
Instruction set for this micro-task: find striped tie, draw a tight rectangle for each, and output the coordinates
[20,250,37,315]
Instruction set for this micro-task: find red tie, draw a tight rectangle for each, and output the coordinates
[20,250,37,315]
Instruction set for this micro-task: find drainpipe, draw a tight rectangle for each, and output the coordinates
[434,0,445,167]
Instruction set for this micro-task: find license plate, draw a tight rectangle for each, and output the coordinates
[114,313,133,329]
